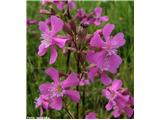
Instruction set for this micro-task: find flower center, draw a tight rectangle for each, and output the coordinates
[54,84,62,93]
[106,44,111,49]
[41,33,53,47]
[50,83,64,98]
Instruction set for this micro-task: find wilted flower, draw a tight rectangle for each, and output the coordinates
[38,16,68,64]
[85,112,97,119]
[102,80,134,118]
[87,24,125,74]
[37,67,80,111]
[94,7,109,26]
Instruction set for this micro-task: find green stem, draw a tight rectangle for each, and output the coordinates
[66,44,71,73]
[76,53,81,119]
[63,98,74,119]
[82,85,85,118]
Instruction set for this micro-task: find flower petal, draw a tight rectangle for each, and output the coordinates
[94,19,101,26]
[102,89,112,99]
[50,97,62,110]
[111,33,125,48]
[50,16,63,33]
[94,50,121,73]
[39,21,49,33]
[64,90,80,103]
[105,101,113,111]
[100,16,109,22]
[111,80,122,91]
[36,96,43,108]
[90,32,106,48]
[86,50,96,64]
[53,36,68,48]
[106,54,122,74]
[100,71,112,85]
[68,0,76,10]
[45,67,59,83]
[49,46,58,64]
[112,107,121,118]
[77,8,85,19]
[39,83,52,95]
[43,101,49,110]
[56,2,65,11]
[38,43,48,56]
[62,73,79,88]
[85,112,97,119]
[102,24,115,42]
[36,95,49,109]
[94,50,107,69]
[94,7,102,17]
[124,107,134,118]
[88,66,99,81]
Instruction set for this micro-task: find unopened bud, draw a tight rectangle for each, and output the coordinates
[39,9,50,14]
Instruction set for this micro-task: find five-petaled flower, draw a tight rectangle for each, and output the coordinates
[87,23,125,75]
[94,7,109,26]
[38,16,69,64]
[102,79,134,118]
[36,67,80,112]
[35,95,49,116]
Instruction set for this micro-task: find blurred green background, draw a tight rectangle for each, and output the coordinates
[27,0,134,119]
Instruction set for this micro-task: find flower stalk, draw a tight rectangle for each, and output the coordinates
[63,98,74,119]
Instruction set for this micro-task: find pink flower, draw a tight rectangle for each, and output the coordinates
[67,0,76,10]
[94,7,109,26]
[87,24,125,74]
[76,8,95,27]
[38,16,68,64]
[85,112,97,119]
[37,67,80,111]
[53,0,76,11]
[76,8,86,20]
[53,0,65,10]
[102,80,134,118]
[41,0,53,5]
[87,65,112,85]
[77,7,108,27]
[35,95,49,116]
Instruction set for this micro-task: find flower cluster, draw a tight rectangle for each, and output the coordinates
[102,79,134,118]
[76,7,108,27]
[27,0,134,118]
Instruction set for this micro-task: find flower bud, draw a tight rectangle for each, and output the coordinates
[39,9,50,14]
[63,23,73,35]
[69,20,76,33]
